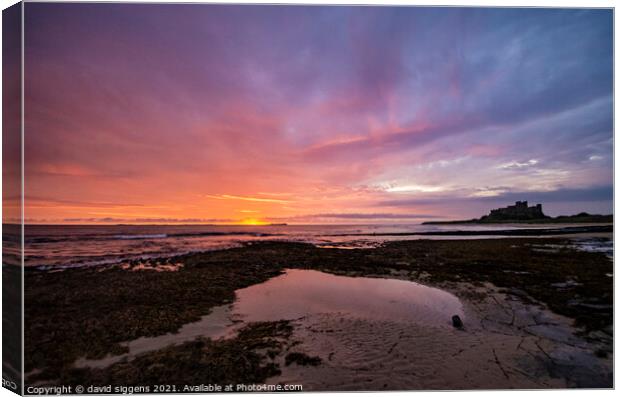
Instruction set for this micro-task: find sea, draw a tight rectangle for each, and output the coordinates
[3,223,613,269]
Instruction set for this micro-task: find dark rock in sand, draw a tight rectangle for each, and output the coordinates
[452,315,464,329]
[285,352,322,367]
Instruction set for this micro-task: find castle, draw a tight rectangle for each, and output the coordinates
[483,201,547,221]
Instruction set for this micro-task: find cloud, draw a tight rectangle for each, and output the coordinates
[204,194,290,204]
[499,159,538,170]
[20,196,145,208]
[379,185,613,207]
[57,217,236,224]
[270,213,442,221]
[482,185,613,204]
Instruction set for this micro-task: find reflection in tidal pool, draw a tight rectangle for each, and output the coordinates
[234,269,464,326]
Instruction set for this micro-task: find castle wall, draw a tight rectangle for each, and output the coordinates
[487,201,546,220]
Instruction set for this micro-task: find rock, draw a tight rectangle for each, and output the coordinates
[452,315,464,329]
[285,352,322,366]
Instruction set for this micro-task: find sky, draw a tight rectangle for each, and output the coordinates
[17,4,613,224]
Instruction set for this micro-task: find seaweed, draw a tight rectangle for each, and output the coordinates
[32,321,293,387]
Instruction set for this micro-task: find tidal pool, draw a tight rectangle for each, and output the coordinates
[76,269,464,368]
[233,269,464,326]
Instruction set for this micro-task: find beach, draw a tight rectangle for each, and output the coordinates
[22,232,613,390]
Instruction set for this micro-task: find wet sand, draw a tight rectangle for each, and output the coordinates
[273,281,611,389]
[24,237,613,390]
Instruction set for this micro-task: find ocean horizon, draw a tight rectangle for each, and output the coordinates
[6,223,610,269]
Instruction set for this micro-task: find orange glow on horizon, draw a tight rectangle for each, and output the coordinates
[239,218,269,226]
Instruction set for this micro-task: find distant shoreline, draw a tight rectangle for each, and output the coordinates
[423,214,613,225]
[328,224,612,237]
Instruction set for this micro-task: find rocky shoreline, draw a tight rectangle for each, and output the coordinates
[24,238,613,389]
